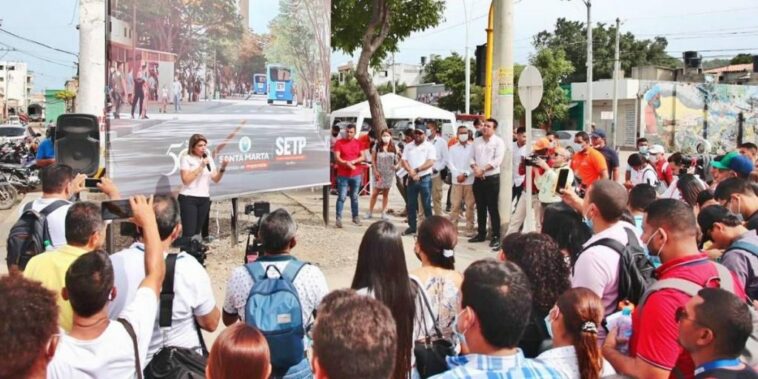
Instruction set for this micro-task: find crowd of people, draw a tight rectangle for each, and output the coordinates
[2,118,758,379]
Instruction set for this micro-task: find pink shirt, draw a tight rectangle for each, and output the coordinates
[571,222,643,316]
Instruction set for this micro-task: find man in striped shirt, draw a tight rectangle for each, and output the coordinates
[431,260,561,379]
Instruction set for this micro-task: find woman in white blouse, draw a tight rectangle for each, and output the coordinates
[178,134,228,240]
[537,288,616,379]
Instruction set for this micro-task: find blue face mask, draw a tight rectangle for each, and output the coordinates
[452,310,468,348]
[583,210,594,230]
[544,315,554,339]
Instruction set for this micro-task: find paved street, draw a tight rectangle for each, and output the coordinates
[108,95,330,197]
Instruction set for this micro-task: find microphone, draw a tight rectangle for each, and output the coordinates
[202,153,211,171]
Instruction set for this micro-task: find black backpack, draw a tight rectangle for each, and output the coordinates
[581,227,656,305]
[6,200,68,270]
[144,254,207,379]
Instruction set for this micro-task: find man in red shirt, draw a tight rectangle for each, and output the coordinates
[333,124,365,228]
[603,199,746,379]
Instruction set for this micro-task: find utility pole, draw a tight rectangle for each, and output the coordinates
[391,52,396,94]
[463,0,470,114]
[77,0,105,116]
[611,17,620,147]
[584,0,593,132]
[491,0,515,229]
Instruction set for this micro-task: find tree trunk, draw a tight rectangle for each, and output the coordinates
[354,0,392,136]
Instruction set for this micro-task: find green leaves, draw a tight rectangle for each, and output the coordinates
[332,0,445,67]
[422,53,483,113]
[534,18,678,83]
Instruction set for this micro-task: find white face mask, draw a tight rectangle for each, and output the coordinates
[382,136,391,144]
[458,134,469,142]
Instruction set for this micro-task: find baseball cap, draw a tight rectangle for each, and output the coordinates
[533,137,551,151]
[649,144,665,155]
[697,205,738,242]
[711,151,739,170]
[728,155,754,178]
[591,129,607,139]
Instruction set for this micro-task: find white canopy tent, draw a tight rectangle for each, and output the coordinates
[329,93,458,139]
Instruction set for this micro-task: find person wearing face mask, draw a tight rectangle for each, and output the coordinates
[178,133,229,239]
[649,144,674,186]
[602,199,747,379]
[366,129,398,220]
[534,147,575,219]
[715,177,758,231]
[625,138,650,186]
[426,121,449,216]
[447,126,476,235]
[560,180,644,320]
[435,259,562,378]
[394,127,416,217]
[570,131,608,191]
[537,288,616,379]
[698,205,758,299]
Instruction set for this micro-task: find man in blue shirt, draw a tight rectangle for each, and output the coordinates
[36,125,55,168]
[431,260,561,379]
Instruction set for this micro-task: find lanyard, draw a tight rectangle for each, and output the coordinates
[694,358,742,375]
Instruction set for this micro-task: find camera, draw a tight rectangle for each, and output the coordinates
[245,201,271,217]
[244,201,271,263]
[680,155,705,167]
[524,154,548,167]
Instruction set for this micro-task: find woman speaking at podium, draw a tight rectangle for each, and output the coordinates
[178,133,229,239]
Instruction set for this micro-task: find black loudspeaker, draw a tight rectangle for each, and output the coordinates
[55,114,101,176]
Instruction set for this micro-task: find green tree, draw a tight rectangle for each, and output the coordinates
[332,0,445,135]
[422,53,483,114]
[534,18,678,83]
[513,49,574,128]
[731,53,754,65]
[330,73,407,111]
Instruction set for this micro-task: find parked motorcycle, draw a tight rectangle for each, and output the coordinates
[0,175,18,210]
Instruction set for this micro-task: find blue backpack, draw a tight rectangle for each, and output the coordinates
[244,260,307,370]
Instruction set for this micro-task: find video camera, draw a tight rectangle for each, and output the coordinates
[244,201,271,263]
[679,154,713,182]
[524,154,548,167]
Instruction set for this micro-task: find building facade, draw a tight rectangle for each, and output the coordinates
[0,61,33,120]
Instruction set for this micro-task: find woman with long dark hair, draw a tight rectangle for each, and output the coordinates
[538,288,615,379]
[410,216,462,339]
[541,202,592,265]
[352,221,416,378]
[367,129,399,220]
[206,323,271,379]
[178,133,228,239]
[499,232,571,357]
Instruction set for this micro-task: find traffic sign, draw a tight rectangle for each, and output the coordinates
[518,65,543,111]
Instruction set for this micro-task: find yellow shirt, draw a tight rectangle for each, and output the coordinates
[24,245,89,332]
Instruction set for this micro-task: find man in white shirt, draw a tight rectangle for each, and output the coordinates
[17,165,120,254]
[448,125,476,235]
[626,153,659,188]
[109,195,220,362]
[18,165,80,251]
[512,127,527,203]
[48,196,166,378]
[401,126,437,235]
[469,118,506,250]
[560,180,644,320]
[223,209,328,378]
[427,121,449,216]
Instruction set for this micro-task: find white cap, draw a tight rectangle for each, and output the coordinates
[649,144,665,154]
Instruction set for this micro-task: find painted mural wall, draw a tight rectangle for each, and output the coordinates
[640,80,758,154]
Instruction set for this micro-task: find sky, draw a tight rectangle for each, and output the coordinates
[2,0,758,92]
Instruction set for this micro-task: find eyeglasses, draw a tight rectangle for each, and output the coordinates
[675,306,698,324]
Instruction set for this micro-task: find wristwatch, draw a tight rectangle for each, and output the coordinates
[463,172,470,177]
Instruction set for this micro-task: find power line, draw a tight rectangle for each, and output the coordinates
[0,42,77,69]
[0,27,78,58]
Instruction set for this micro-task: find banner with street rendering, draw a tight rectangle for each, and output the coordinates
[105,0,331,198]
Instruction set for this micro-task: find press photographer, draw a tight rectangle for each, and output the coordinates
[534,147,575,219]
[243,201,271,263]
